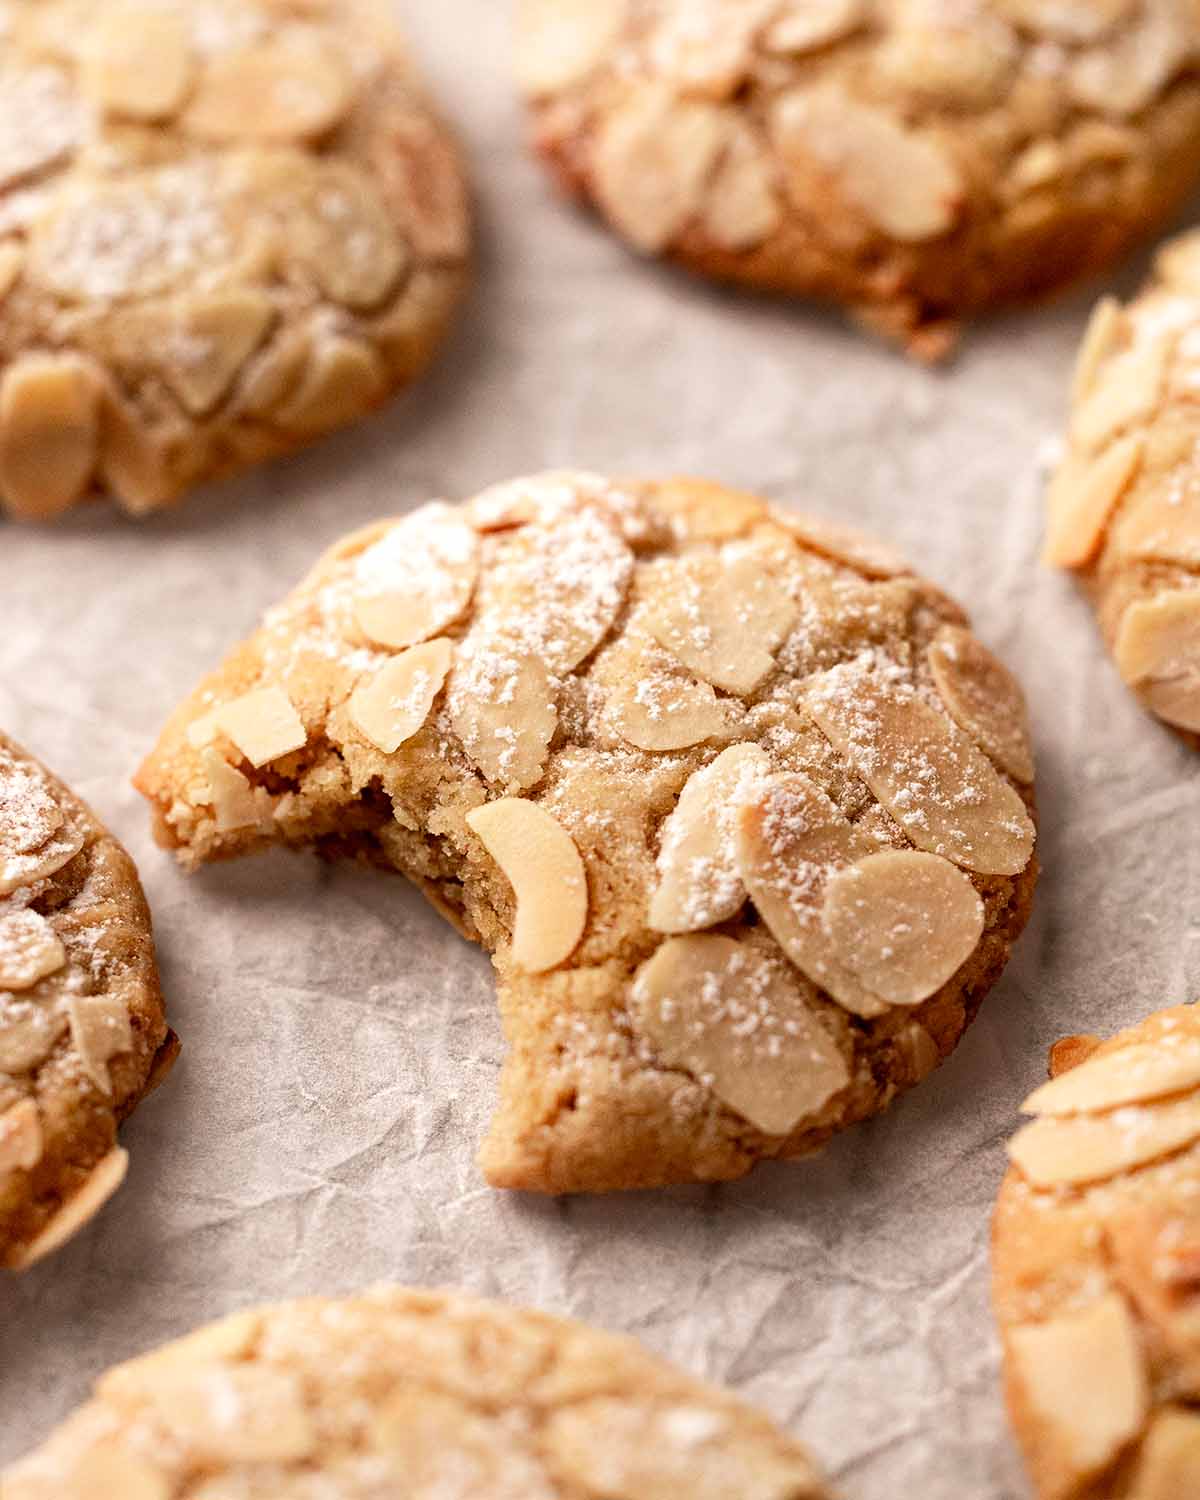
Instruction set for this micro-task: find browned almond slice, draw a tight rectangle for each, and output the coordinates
[67,993,134,1096]
[353,503,479,651]
[0,758,84,896]
[515,0,629,94]
[153,291,276,416]
[0,1098,42,1173]
[83,6,194,121]
[0,353,100,521]
[214,686,306,768]
[599,630,735,751]
[776,511,912,579]
[1043,434,1143,570]
[648,743,772,933]
[1049,1033,1103,1078]
[927,625,1035,782]
[466,799,588,973]
[449,642,557,793]
[1129,1408,1200,1498]
[1023,1041,1200,1116]
[274,336,385,434]
[1071,336,1169,454]
[0,909,66,991]
[199,748,261,833]
[288,161,408,311]
[183,33,352,143]
[820,849,983,1007]
[735,772,889,1018]
[349,639,453,755]
[643,544,798,695]
[629,934,849,1136]
[805,654,1035,876]
[8,1146,128,1270]
[1007,1293,1148,1488]
[1008,1092,1200,1187]
[1114,590,1200,731]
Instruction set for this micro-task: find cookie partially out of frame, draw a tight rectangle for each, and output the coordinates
[136,472,1037,1194]
[0,733,175,1269]
[0,0,469,522]
[517,0,1200,358]
[1045,236,1200,746]
[0,1286,832,1498]
[993,1006,1200,1500]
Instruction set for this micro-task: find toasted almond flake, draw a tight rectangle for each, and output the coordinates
[928,625,1035,782]
[0,64,84,194]
[97,380,174,517]
[771,86,963,243]
[83,6,193,121]
[648,1,774,99]
[1071,336,1169,454]
[1009,1091,1200,1187]
[9,1146,128,1270]
[876,23,1017,107]
[349,639,453,754]
[777,510,912,579]
[148,290,276,416]
[1073,298,1123,406]
[275,335,385,433]
[199,747,261,832]
[1049,1033,1103,1078]
[600,631,735,751]
[1068,3,1190,116]
[214,685,306,768]
[1008,1294,1148,1485]
[701,122,782,250]
[449,641,557,792]
[0,353,100,521]
[0,1003,68,1073]
[648,743,772,933]
[288,161,408,311]
[466,799,588,973]
[67,992,133,1095]
[765,0,868,53]
[736,772,889,1018]
[1113,590,1200,732]
[1129,1408,1200,1498]
[630,934,849,1135]
[0,754,84,896]
[183,32,352,142]
[1024,1041,1200,1116]
[0,1098,42,1173]
[515,0,629,94]
[353,503,479,650]
[0,909,66,991]
[997,0,1136,41]
[821,849,983,1007]
[141,1367,316,1464]
[1043,434,1143,570]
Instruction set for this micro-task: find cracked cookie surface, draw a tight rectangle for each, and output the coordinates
[0,1285,832,1498]
[1045,236,1200,747]
[0,0,470,521]
[993,1005,1200,1500]
[135,472,1038,1193]
[517,0,1200,357]
[0,732,173,1269]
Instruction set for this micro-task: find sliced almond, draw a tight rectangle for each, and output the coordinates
[449,642,557,793]
[875,24,1017,108]
[599,631,734,751]
[0,999,68,1074]
[1071,335,1169,455]
[352,503,478,650]
[83,6,194,121]
[149,290,276,416]
[1009,1091,1200,1187]
[274,335,385,434]
[648,743,771,933]
[630,934,849,1135]
[1114,590,1200,731]
[997,0,1136,41]
[927,625,1035,782]
[644,543,798,695]
[67,993,133,1095]
[9,1146,128,1270]
[199,748,261,833]
[0,64,83,193]
[1110,472,1200,569]
[97,379,175,517]
[1024,1041,1200,1116]
[1130,1408,1200,1498]
[142,1367,315,1464]
[701,122,782,251]
[0,756,84,896]
[288,161,407,311]
[466,799,587,973]
[0,1098,42,1173]
[806,654,1036,876]
[1044,433,1143,570]
[515,0,628,94]
[183,32,352,142]
[735,772,889,1018]
[776,510,912,579]
[0,354,100,521]
[0,909,66,991]
[592,86,729,253]
[765,0,867,53]
[214,686,306,768]
[1008,1293,1148,1487]
[349,639,453,755]
[1068,3,1190,117]
[1049,1033,1103,1078]
[1073,298,1123,405]
[820,849,983,1007]
[772,86,963,243]
[648,1,774,100]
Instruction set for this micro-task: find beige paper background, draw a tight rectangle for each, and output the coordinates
[2,4,1198,1493]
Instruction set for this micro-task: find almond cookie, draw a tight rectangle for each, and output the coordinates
[0,733,175,1269]
[0,1285,832,1498]
[1045,236,1200,747]
[135,472,1038,1193]
[517,0,1200,358]
[993,1005,1200,1500]
[0,0,469,522]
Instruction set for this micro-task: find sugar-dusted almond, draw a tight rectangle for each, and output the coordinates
[805,654,1035,876]
[0,759,84,897]
[350,639,453,755]
[1113,589,1200,731]
[214,686,306,768]
[0,1001,68,1074]
[149,290,276,417]
[1071,335,1170,454]
[0,1098,42,1173]
[449,641,557,793]
[83,6,194,121]
[927,625,1034,782]
[515,0,629,94]
[354,503,479,651]
[0,353,100,521]
[288,161,408,312]
[630,934,849,1136]
[1043,433,1143,570]
[1008,1091,1200,1187]
[275,335,385,434]
[820,849,983,1007]
[648,743,771,933]
[135,1365,316,1465]
[599,631,735,751]
[466,799,588,973]
[776,511,912,579]
[1129,1408,1200,1498]
[9,1146,128,1270]
[0,909,66,991]
[1024,1041,1200,1117]
[67,993,134,1096]
[765,0,868,53]
[199,748,261,833]
[183,33,352,143]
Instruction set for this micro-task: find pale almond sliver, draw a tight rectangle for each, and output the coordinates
[1023,1041,1200,1116]
[349,639,453,754]
[1008,1091,1200,1187]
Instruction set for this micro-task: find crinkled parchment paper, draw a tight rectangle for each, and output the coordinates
[1,4,1198,1494]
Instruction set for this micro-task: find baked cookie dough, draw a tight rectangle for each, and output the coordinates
[0,0,469,522]
[1045,236,1200,747]
[0,1286,832,1498]
[517,0,1200,357]
[136,472,1038,1193]
[0,733,174,1269]
[993,1005,1200,1499]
